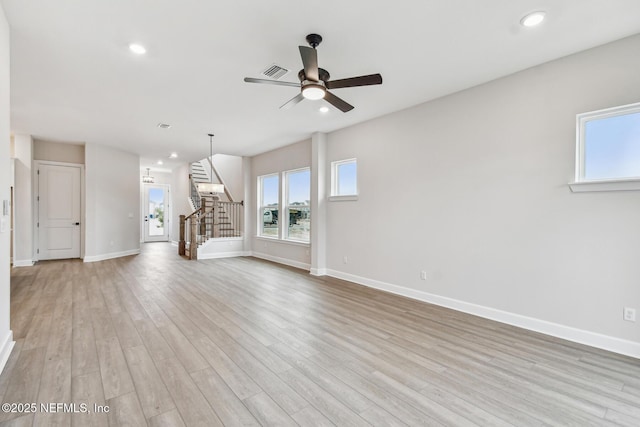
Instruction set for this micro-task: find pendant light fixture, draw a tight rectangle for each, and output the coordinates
[142,167,154,183]
[197,133,225,194]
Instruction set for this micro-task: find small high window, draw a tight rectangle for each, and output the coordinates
[576,102,640,183]
[331,159,357,197]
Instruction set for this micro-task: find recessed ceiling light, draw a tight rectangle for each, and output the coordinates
[521,11,546,27]
[319,106,329,113]
[129,43,147,55]
[157,160,163,165]
[169,152,178,159]
[157,123,171,129]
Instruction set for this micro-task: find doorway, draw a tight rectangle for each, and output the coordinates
[36,162,82,260]
[143,184,169,242]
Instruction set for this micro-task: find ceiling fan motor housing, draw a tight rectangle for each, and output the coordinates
[298,68,330,83]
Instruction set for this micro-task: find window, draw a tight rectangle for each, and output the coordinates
[572,102,640,191]
[285,168,310,242]
[331,158,357,198]
[258,173,279,237]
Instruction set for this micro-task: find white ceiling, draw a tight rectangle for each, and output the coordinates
[3,0,640,171]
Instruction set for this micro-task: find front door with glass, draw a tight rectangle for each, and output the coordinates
[144,185,169,242]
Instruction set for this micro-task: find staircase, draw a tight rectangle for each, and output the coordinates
[180,160,244,260]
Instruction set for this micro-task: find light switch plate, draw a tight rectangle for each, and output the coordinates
[2,200,8,216]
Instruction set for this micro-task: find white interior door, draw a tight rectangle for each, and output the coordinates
[144,185,169,242]
[38,163,81,260]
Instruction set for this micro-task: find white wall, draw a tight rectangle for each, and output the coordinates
[170,163,193,244]
[0,2,14,373]
[12,134,32,265]
[212,154,243,202]
[251,139,311,269]
[84,143,140,262]
[33,139,84,164]
[325,34,640,355]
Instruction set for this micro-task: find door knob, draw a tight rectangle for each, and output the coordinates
[74,222,80,225]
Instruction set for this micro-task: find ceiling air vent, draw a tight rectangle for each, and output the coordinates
[261,64,289,80]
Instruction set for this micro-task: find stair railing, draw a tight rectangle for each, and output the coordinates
[217,201,244,238]
[189,174,201,210]
[178,205,203,260]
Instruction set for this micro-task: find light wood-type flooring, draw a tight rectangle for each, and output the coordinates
[1,243,639,426]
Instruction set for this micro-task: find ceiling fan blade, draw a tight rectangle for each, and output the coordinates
[324,91,354,112]
[299,46,319,82]
[244,77,300,88]
[280,93,305,110]
[326,73,383,90]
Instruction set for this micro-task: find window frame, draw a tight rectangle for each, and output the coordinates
[330,158,358,200]
[257,173,280,239]
[570,102,640,192]
[284,167,311,243]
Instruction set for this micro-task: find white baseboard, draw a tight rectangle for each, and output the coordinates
[170,241,179,247]
[310,267,327,276]
[326,269,640,359]
[83,248,141,263]
[0,331,15,375]
[198,251,248,260]
[251,251,310,271]
[12,260,34,267]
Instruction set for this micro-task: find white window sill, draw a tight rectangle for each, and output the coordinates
[254,236,309,247]
[568,179,640,193]
[329,195,358,202]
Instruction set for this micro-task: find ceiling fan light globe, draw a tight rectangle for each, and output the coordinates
[302,84,326,100]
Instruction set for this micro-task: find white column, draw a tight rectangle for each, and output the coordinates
[310,132,327,275]
[242,156,253,255]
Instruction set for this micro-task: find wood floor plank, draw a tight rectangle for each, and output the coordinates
[0,347,46,423]
[71,303,99,378]
[0,340,23,399]
[0,413,35,427]
[157,323,209,373]
[191,367,261,427]
[191,336,262,400]
[5,243,640,427]
[70,371,109,427]
[123,345,175,419]
[95,337,135,400]
[278,367,370,427]
[111,312,143,350]
[148,409,186,427]
[45,298,73,361]
[132,318,175,362]
[33,357,71,427]
[242,392,298,427]
[106,391,147,427]
[155,357,223,427]
[291,406,335,427]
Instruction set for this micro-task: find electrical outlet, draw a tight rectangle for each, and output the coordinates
[420,271,427,280]
[343,256,348,264]
[623,307,636,322]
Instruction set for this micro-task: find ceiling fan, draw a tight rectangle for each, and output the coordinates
[244,34,382,112]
